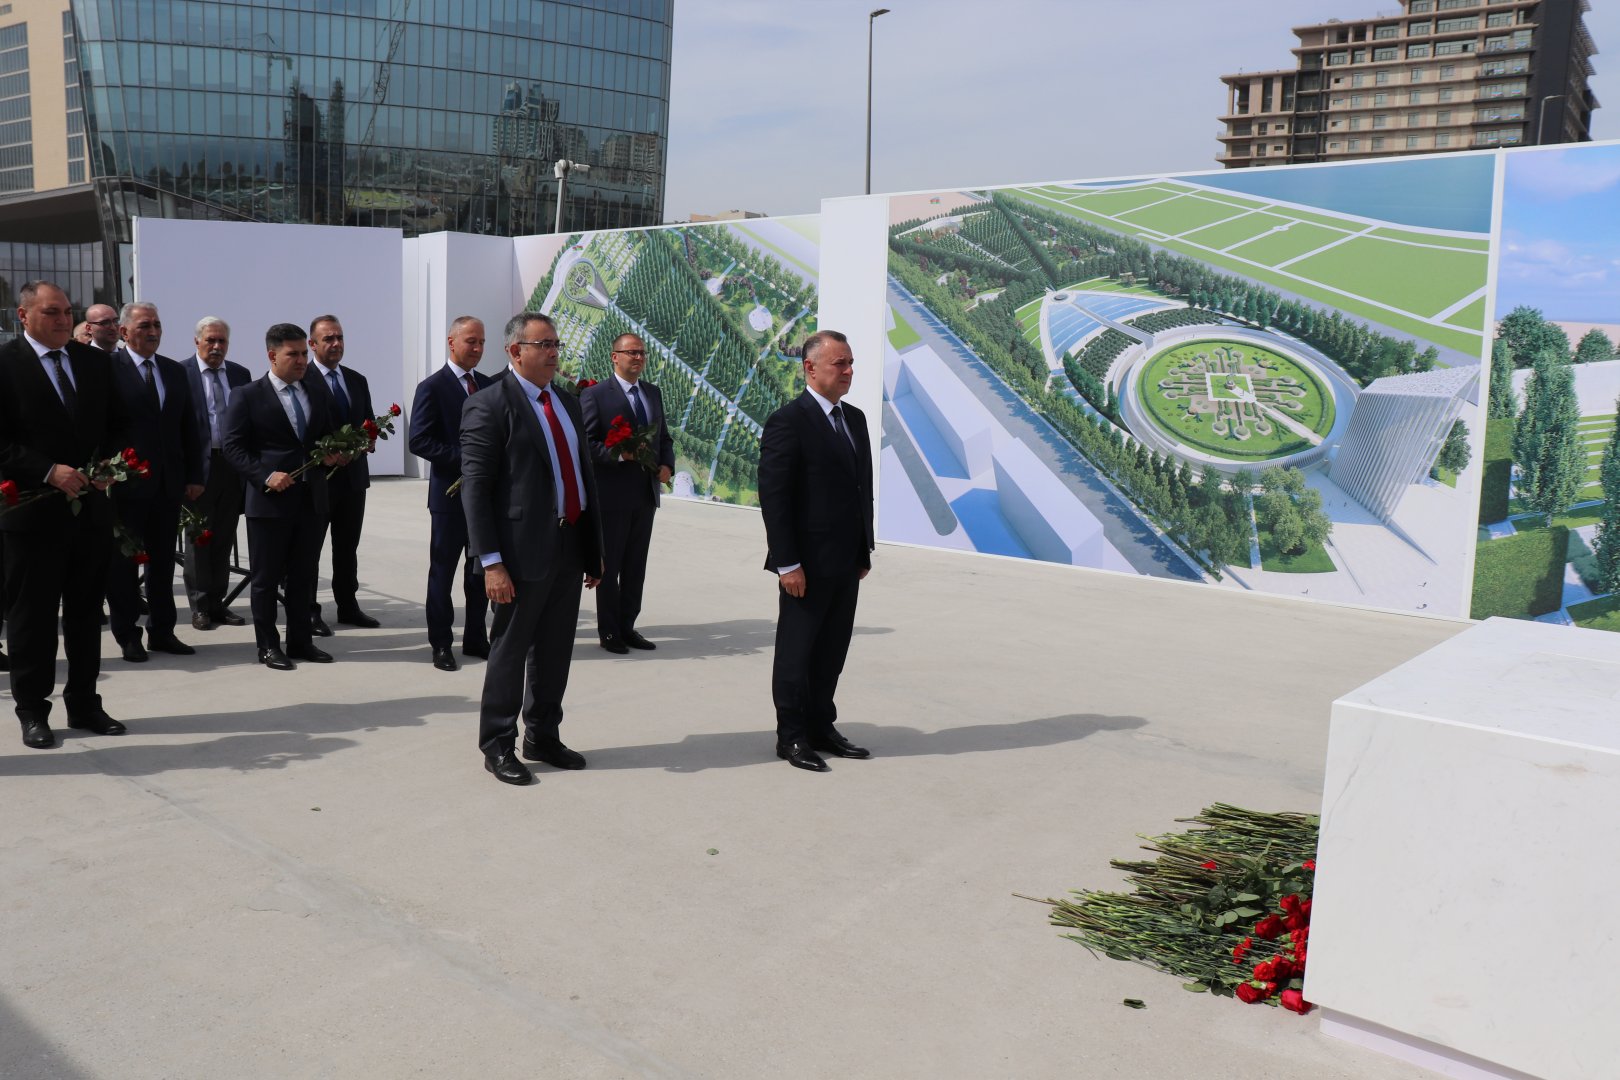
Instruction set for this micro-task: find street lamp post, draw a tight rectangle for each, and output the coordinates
[554,158,590,233]
[865,7,890,196]
[1534,93,1566,145]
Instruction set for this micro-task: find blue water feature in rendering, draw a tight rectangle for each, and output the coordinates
[1049,309,1103,356]
[1169,156,1494,233]
[949,488,1033,560]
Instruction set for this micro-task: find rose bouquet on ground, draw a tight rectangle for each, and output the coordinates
[276,404,401,489]
[1027,804,1317,1014]
[1,447,150,517]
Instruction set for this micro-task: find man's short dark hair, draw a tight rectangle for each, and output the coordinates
[308,314,340,336]
[266,323,308,350]
[801,329,849,365]
[17,280,65,309]
[504,310,555,348]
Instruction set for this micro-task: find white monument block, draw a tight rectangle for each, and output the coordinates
[1308,617,1620,1080]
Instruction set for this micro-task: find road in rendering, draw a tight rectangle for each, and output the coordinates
[888,280,1202,581]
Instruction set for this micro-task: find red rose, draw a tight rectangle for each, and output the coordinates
[138,460,152,477]
[1234,983,1266,1004]
[1302,859,1316,872]
[388,403,402,416]
[1200,860,1218,870]
[195,529,213,547]
[122,447,138,464]
[0,479,18,505]
[1279,894,1302,914]
[1253,914,1285,940]
[133,551,150,565]
[362,420,380,439]
[1231,936,1252,964]
[1280,989,1312,1015]
[1252,957,1277,981]
[1300,899,1312,921]
[577,378,597,390]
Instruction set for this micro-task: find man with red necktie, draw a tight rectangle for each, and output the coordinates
[460,311,603,786]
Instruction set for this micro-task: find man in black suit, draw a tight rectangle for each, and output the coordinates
[759,330,875,772]
[462,312,603,786]
[0,280,129,749]
[221,323,343,670]
[580,332,675,654]
[105,301,206,662]
[302,314,378,633]
[408,315,493,671]
[182,316,252,630]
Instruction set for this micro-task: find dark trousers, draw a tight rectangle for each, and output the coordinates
[184,450,245,616]
[246,495,323,652]
[3,517,112,721]
[426,508,488,650]
[107,493,181,643]
[312,484,366,619]
[594,494,654,640]
[477,526,583,759]
[771,570,861,747]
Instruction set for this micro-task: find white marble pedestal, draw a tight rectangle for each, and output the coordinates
[1307,617,1620,1080]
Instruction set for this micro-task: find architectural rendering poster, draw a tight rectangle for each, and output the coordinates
[1473,142,1620,631]
[879,155,1493,616]
[514,216,820,507]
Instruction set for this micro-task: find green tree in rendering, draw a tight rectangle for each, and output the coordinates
[1488,339,1519,419]
[1513,350,1586,520]
[1497,306,1571,367]
[1255,466,1333,557]
[1591,405,1620,595]
[1433,419,1471,479]
[1574,328,1616,365]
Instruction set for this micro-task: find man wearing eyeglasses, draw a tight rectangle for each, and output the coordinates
[580,333,674,654]
[83,304,121,353]
[460,311,604,786]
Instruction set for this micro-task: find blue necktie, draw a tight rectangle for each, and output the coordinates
[286,385,307,441]
[328,369,351,422]
[628,383,649,428]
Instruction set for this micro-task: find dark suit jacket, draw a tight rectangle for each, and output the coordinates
[580,377,676,510]
[0,337,125,533]
[110,350,205,502]
[409,363,494,512]
[303,362,374,492]
[758,392,875,579]
[459,373,603,581]
[221,375,337,520]
[185,355,252,481]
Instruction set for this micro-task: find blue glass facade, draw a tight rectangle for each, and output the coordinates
[71,0,671,247]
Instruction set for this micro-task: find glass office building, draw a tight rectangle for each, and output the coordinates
[0,0,672,328]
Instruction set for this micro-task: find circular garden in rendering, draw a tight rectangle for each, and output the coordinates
[1135,339,1336,462]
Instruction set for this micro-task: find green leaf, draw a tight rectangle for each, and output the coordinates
[1122,998,1146,1009]
[706,848,719,855]
[1213,910,1238,927]
[1182,982,1209,994]
[69,499,82,517]
[1232,906,1263,918]
[1232,893,1261,903]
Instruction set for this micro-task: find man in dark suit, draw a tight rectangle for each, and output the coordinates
[221,323,343,670]
[182,316,252,630]
[302,314,378,634]
[83,304,121,353]
[105,301,206,662]
[462,311,603,786]
[0,280,129,749]
[580,332,675,654]
[408,315,493,671]
[759,329,875,773]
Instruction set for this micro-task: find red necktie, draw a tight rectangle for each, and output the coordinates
[463,372,476,395]
[539,389,582,524]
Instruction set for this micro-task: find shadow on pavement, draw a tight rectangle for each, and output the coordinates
[0,994,96,1079]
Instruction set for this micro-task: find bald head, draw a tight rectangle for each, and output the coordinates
[84,303,120,350]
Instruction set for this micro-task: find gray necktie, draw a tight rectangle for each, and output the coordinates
[207,367,225,447]
[830,404,856,456]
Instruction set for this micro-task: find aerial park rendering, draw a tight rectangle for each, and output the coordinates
[880,154,1492,617]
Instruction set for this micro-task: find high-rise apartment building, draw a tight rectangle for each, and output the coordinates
[0,0,673,328]
[1218,0,1598,167]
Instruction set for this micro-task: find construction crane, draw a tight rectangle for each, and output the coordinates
[358,0,414,155]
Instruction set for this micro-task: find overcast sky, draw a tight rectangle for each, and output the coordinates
[663,0,1620,221]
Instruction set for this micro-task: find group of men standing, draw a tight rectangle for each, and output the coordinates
[4,282,878,786]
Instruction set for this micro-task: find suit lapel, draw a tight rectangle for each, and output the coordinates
[505,374,554,475]
[17,342,74,425]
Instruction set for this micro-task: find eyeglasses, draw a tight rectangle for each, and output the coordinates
[517,339,562,350]
[613,349,647,358]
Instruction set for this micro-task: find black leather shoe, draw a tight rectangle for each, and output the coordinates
[599,635,629,655]
[310,616,334,638]
[622,629,656,650]
[776,741,829,772]
[259,647,295,670]
[432,647,458,671]
[147,633,196,656]
[337,609,380,629]
[120,638,149,663]
[214,608,246,627]
[287,644,334,664]
[67,712,126,736]
[191,611,216,631]
[521,740,587,769]
[20,718,54,749]
[811,732,871,759]
[462,639,489,659]
[485,752,533,786]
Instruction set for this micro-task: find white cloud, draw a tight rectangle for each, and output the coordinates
[1509,146,1620,200]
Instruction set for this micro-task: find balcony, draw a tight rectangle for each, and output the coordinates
[1473,134,1524,147]
[1472,109,1526,124]
[1477,63,1530,78]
